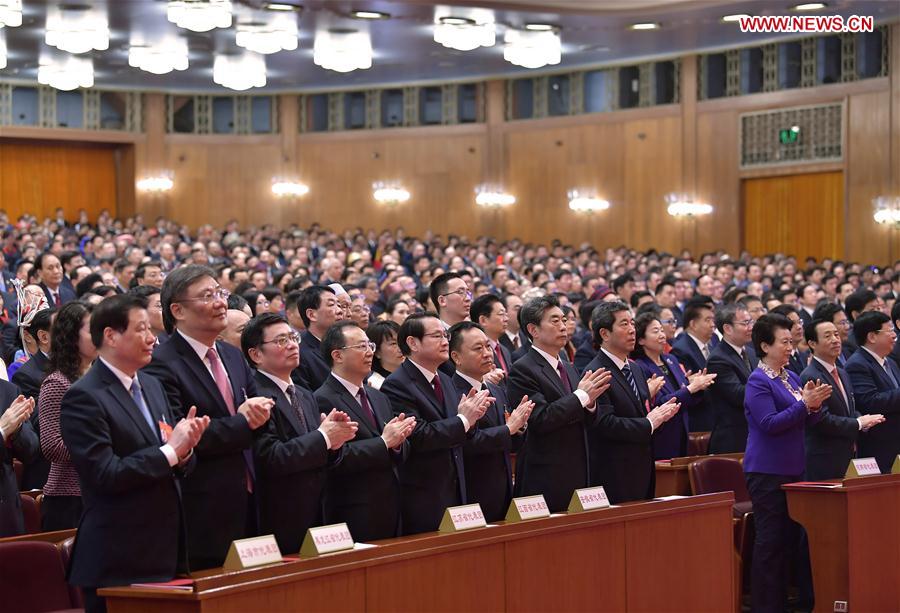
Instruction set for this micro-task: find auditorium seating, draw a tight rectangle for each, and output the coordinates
[18,493,41,535]
[0,541,82,612]
[687,431,711,456]
[688,456,751,518]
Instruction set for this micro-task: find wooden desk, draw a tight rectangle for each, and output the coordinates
[655,453,743,497]
[101,493,735,613]
[784,474,900,613]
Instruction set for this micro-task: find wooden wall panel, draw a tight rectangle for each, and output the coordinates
[743,171,844,261]
[0,139,118,221]
[695,110,741,255]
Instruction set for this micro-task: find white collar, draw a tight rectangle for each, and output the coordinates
[258,369,292,396]
[532,345,559,370]
[687,332,709,353]
[409,359,437,384]
[863,346,887,368]
[99,356,136,392]
[177,329,215,363]
[724,339,745,357]
[331,371,362,399]
[813,355,838,372]
[505,330,519,342]
[457,371,483,390]
[600,347,628,371]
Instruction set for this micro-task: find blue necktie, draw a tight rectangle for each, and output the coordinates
[130,378,158,441]
[622,363,641,400]
[884,363,899,389]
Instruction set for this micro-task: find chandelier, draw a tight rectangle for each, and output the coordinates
[45,6,109,54]
[313,28,372,73]
[0,0,22,28]
[665,194,714,217]
[38,55,93,91]
[236,17,298,54]
[433,9,495,52]
[568,190,610,213]
[373,182,410,205]
[503,28,561,69]
[129,38,189,75]
[0,31,6,71]
[475,184,515,208]
[213,52,266,91]
[137,175,175,193]
[272,180,310,198]
[873,196,900,227]
[167,0,232,33]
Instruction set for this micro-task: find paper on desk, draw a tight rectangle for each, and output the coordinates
[655,495,689,501]
[353,543,378,550]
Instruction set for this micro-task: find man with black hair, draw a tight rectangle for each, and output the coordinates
[707,304,756,454]
[469,294,513,378]
[670,299,716,430]
[846,311,900,472]
[37,252,75,307]
[612,273,635,304]
[812,302,855,366]
[845,288,879,322]
[294,285,342,391]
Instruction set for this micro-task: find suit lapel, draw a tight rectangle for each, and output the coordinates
[532,351,567,397]
[812,360,848,415]
[366,386,392,429]
[99,364,158,446]
[216,341,245,405]
[328,377,378,436]
[256,372,304,435]
[597,352,642,411]
[172,334,228,416]
[404,361,444,418]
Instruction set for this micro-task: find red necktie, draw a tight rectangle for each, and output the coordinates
[432,375,444,406]
[494,344,508,374]
[206,347,236,415]
[831,367,848,405]
[357,389,378,430]
[556,361,572,394]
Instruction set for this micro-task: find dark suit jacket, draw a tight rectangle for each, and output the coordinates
[12,351,50,490]
[707,342,756,454]
[253,371,335,554]
[585,351,655,504]
[670,333,713,431]
[143,332,257,569]
[315,375,405,542]
[634,354,694,460]
[381,360,468,535]
[0,380,40,537]
[573,336,597,375]
[492,342,514,378]
[293,331,331,392]
[61,361,193,587]
[499,330,529,357]
[452,374,516,523]
[787,349,809,376]
[39,282,76,307]
[845,348,900,473]
[507,348,601,512]
[800,359,860,480]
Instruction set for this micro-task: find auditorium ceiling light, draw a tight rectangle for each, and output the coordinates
[872,196,900,227]
[524,23,555,31]
[475,185,516,208]
[213,52,266,90]
[503,28,560,70]
[167,0,232,33]
[791,3,827,11]
[0,31,6,70]
[137,175,175,193]
[45,5,109,54]
[263,2,300,11]
[666,194,713,217]
[568,190,610,214]
[351,10,389,20]
[236,16,299,54]
[434,8,495,52]
[721,14,750,23]
[630,22,660,30]
[0,0,22,28]
[272,179,309,198]
[128,38,189,75]
[314,28,372,73]
[373,182,410,205]
[38,55,93,90]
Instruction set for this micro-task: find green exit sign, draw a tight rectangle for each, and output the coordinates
[779,126,801,144]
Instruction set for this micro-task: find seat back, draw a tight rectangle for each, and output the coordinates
[687,431,711,456]
[57,536,83,607]
[19,493,41,534]
[0,541,75,612]
[688,457,750,503]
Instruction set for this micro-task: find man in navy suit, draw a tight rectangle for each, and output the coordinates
[449,321,531,522]
[508,296,611,512]
[37,252,76,307]
[845,311,900,473]
[584,301,680,503]
[316,321,414,542]
[813,302,855,368]
[381,313,493,535]
[0,386,38,537]
[243,314,357,553]
[470,294,514,383]
[144,265,273,570]
[670,300,716,431]
[708,304,757,454]
[802,319,884,480]
[294,285,342,392]
[62,294,210,613]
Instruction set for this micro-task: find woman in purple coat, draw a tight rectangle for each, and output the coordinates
[744,313,832,612]
[632,312,716,459]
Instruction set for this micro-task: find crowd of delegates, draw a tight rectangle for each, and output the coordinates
[1,210,900,612]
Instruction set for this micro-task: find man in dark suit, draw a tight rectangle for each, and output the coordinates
[144,265,273,570]
[802,319,885,480]
[381,313,493,535]
[470,294,514,381]
[0,387,38,537]
[316,321,415,542]
[243,314,357,553]
[12,307,55,490]
[499,294,529,356]
[508,296,611,512]
[813,302,855,368]
[61,294,210,613]
[37,252,76,307]
[708,304,757,454]
[584,301,680,504]
[845,311,900,473]
[294,285,342,391]
[772,304,809,375]
[670,300,716,431]
[449,321,531,522]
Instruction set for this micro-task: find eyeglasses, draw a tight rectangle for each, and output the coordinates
[423,331,451,341]
[659,318,677,325]
[258,300,271,308]
[441,288,472,300]
[734,319,753,327]
[351,305,371,314]
[180,288,230,304]
[260,332,301,348]
[341,341,377,352]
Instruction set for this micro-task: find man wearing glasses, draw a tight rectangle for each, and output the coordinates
[243,314,358,553]
[145,265,274,570]
[316,321,415,542]
[707,304,757,454]
[430,272,473,377]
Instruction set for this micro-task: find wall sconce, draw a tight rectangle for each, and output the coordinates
[665,193,713,217]
[475,184,515,208]
[137,174,174,193]
[373,181,410,205]
[873,196,900,227]
[568,190,610,214]
[271,179,309,198]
